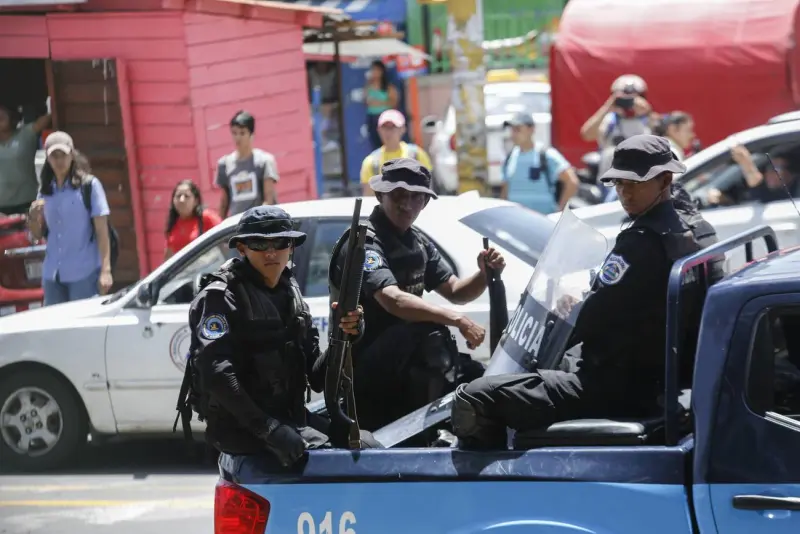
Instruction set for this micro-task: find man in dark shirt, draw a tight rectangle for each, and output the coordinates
[329,158,506,430]
[185,206,366,467]
[452,135,723,449]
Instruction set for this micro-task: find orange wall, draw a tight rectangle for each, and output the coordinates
[44,10,316,272]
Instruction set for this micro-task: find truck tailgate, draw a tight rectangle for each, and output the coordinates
[219,448,695,534]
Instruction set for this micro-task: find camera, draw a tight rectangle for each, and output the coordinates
[614,96,634,110]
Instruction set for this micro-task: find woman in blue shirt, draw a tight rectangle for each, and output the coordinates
[364,60,399,151]
[28,131,113,306]
[500,112,579,213]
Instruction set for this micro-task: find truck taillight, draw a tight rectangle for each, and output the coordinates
[215,479,270,534]
[449,134,456,151]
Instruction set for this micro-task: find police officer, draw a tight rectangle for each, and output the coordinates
[329,158,506,431]
[186,206,364,467]
[452,135,724,449]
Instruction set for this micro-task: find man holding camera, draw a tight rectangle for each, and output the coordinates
[580,75,653,149]
[580,75,654,195]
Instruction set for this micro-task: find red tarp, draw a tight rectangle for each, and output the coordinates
[550,0,800,165]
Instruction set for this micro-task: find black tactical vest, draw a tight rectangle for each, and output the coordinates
[629,200,723,388]
[328,209,431,348]
[201,259,311,426]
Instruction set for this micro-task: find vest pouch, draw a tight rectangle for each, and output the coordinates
[528,166,542,182]
[252,349,290,399]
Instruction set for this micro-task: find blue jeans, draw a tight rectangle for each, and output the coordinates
[43,270,100,306]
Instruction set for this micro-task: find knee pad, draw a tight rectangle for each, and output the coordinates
[451,383,506,449]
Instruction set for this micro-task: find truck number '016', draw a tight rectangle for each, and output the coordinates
[297,511,356,534]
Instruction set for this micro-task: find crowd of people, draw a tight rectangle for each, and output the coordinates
[578,74,798,207]
[0,104,280,308]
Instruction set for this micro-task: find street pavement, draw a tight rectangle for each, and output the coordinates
[0,439,217,534]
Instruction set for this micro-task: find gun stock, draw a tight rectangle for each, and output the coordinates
[325,198,367,449]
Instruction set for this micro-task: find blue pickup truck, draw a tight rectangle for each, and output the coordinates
[213,212,800,534]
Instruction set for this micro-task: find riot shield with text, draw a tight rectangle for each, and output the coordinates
[485,208,610,376]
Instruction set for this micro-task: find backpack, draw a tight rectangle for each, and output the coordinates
[42,176,120,270]
[502,145,560,201]
[371,144,421,175]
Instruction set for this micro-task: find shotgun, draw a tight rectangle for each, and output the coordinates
[324,198,368,449]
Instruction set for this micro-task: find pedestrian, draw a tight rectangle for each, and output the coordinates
[27,131,114,306]
[0,102,50,216]
[360,110,433,196]
[216,111,279,218]
[580,75,653,149]
[581,75,653,185]
[183,206,373,467]
[654,111,696,161]
[330,158,504,431]
[452,135,724,449]
[364,60,399,151]
[500,112,579,213]
[164,179,222,261]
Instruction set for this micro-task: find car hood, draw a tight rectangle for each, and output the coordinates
[0,295,113,335]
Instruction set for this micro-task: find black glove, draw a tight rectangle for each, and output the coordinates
[259,420,307,467]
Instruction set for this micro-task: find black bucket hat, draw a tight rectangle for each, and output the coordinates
[600,134,687,184]
[368,158,438,199]
[228,205,307,249]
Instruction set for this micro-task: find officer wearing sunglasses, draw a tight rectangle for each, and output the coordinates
[184,206,370,468]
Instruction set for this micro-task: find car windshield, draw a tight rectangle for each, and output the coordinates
[459,204,554,266]
[484,90,551,116]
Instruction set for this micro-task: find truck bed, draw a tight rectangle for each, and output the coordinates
[219,442,696,534]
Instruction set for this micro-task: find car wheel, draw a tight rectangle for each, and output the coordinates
[0,370,88,472]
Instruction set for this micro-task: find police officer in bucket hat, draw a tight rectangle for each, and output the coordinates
[178,205,372,467]
[452,135,724,449]
[329,158,506,432]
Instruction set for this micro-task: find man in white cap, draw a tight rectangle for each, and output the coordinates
[360,109,433,196]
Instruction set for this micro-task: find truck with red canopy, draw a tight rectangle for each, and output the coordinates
[550,0,800,165]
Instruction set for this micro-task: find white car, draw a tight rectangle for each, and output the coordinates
[423,81,552,194]
[564,117,800,266]
[0,194,554,470]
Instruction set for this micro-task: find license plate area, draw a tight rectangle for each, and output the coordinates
[24,260,43,280]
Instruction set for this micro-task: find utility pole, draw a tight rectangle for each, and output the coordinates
[419,0,487,195]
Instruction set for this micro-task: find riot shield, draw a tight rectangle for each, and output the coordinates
[484,207,610,375]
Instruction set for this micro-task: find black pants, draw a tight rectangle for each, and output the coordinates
[353,322,486,431]
[452,352,658,449]
[366,113,382,151]
[452,369,586,448]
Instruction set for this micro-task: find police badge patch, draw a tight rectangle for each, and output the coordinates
[201,314,229,340]
[363,250,382,272]
[598,254,630,286]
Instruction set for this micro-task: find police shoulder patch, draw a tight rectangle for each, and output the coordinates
[200,314,229,340]
[363,250,382,272]
[598,253,630,286]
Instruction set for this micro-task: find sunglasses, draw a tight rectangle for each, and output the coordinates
[244,237,292,251]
